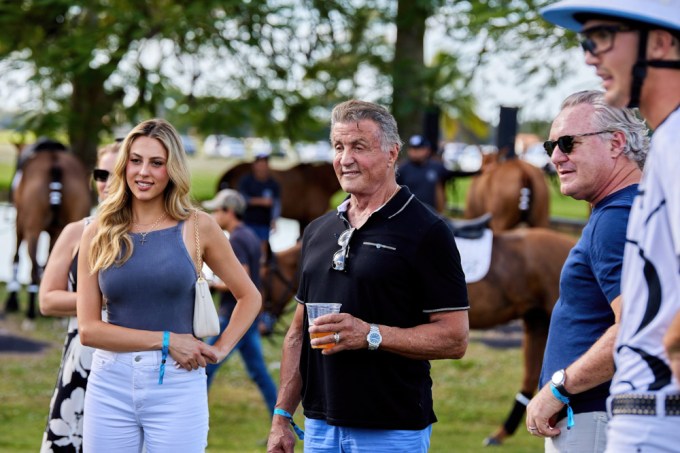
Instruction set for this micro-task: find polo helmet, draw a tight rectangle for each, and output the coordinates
[540,0,680,108]
[541,0,680,33]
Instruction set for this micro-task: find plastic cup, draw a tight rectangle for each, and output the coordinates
[306,303,342,349]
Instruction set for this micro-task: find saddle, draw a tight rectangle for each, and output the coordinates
[449,212,492,239]
[449,213,493,284]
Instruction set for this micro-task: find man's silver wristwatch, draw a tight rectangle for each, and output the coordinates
[367,324,382,351]
[551,368,574,398]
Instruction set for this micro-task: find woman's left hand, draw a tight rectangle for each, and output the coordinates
[169,333,218,370]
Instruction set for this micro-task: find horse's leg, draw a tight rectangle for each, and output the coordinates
[4,226,23,313]
[24,233,41,322]
[485,308,550,446]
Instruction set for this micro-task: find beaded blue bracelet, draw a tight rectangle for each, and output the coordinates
[158,331,170,385]
[274,408,304,440]
[550,384,574,429]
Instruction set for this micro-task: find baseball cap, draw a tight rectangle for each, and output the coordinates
[254,151,270,160]
[408,135,431,148]
[202,189,246,214]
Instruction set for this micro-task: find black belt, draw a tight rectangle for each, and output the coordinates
[611,394,680,416]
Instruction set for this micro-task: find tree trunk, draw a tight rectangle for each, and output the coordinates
[68,69,116,169]
[392,0,432,151]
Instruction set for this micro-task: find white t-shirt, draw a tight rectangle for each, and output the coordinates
[611,107,680,395]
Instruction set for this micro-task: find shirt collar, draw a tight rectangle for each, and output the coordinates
[336,185,414,220]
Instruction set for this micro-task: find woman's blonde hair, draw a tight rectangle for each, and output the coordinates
[89,119,193,272]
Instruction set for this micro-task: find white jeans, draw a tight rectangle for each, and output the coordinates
[544,411,608,453]
[83,349,209,453]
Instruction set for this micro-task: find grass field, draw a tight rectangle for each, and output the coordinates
[0,140,583,452]
[0,295,544,453]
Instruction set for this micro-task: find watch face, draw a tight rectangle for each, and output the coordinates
[551,369,565,385]
[369,333,380,343]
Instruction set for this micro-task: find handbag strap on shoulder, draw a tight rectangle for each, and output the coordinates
[193,209,203,278]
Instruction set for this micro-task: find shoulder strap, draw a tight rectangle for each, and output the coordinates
[193,209,203,278]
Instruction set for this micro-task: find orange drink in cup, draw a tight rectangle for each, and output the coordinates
[306,303,342,349]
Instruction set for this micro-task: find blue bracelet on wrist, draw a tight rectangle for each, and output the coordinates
[550,383,574,429]
[274,408,304,440]
[158,331,170,385]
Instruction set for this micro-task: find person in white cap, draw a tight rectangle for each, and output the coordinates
[540,1,680,451]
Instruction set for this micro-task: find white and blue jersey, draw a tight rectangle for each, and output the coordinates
[612,107,680,396]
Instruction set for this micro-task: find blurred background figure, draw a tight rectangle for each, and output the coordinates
[202,189,277,416]
[396,134,448,213]
[39,141,120,452]
[238,152,281,260]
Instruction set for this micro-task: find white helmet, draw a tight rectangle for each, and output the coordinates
[541,0,680,108]
[541,0,680,32]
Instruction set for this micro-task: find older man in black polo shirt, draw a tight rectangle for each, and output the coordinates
[267,100,469,453]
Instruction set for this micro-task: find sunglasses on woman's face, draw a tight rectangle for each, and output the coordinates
[543,131,611,157]
[93,168,110,182]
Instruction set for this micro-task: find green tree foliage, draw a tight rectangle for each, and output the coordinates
[0,0,576,166]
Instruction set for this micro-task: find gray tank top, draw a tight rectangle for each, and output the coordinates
[99,220,196,333]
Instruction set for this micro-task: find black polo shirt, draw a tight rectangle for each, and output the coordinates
[296,185,468,430]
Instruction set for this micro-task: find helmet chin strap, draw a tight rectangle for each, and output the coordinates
[628,29,680,108]
[627,29,648,109]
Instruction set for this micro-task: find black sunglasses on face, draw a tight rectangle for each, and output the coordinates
[331,228,355,271]
[543,131,611,157]
[93,168,110,182]
[579,24,634,56]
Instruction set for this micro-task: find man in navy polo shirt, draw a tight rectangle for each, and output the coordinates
[267,100,469,453]
[525,91,648,452]
[396,134,448,212]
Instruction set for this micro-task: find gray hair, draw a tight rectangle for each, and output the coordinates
[330,100,403,152]
[560,90,649,170]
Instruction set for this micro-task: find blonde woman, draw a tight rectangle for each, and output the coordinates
[77,119,261,452]
[39,141,120,452]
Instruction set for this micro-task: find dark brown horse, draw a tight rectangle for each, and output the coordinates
[259,223,576,445]
[465,156,550,233]
[5,140,92,321]
[217,162,341,232]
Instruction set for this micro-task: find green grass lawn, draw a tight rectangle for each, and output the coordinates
[0,291,543,453]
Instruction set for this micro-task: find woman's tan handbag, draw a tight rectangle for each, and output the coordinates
[192,210,220,338]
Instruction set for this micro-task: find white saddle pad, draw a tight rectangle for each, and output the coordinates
[454,229,493,283]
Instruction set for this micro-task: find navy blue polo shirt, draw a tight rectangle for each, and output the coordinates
[396,159,448,208]
[295,185,469,430]
[540,185,636,414]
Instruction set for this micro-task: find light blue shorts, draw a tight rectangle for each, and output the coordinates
[303,417,432,453]
[83,349,208,453]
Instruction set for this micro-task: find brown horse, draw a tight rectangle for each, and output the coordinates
[217,162,341,232]
[465,156,550,233]
[5,141,92,321]
[259,223,577,445]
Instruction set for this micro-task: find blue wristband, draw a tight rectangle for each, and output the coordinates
[274,408,304,440]
[158,331,170,385]
[550,384,574,429]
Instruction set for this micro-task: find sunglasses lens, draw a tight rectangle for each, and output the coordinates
[332,250,346,271]
[557,136,575,154]
[580,38,597,54]
[93,169,110,182]
[543,141,556,156]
